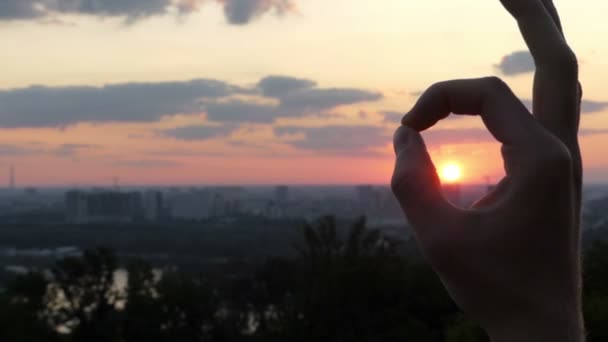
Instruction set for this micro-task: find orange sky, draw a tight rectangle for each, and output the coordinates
[0,0,607,186]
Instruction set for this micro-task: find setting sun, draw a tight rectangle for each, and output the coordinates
[440,163,462,183]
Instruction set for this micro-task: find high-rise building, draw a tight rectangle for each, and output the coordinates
[143,190,164,221]
[9,166,15,190]
[275,186,289,217]
[168,190,212,220]
[65,191,144,223]
[66,191,89,223]
[275,186,289,204]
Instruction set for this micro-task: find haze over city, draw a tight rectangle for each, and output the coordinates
[1,0,608,186]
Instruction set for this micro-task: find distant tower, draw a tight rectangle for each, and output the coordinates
[9,166,15,190]
[112,177,120,190]
[485,175,497,194]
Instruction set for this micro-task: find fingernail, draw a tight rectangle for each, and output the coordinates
[393,126,412,155]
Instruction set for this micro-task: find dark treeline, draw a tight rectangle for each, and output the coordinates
[1,216,608,342]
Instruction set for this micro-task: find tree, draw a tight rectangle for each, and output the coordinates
[45,248,122,342]
[0,272,59,342]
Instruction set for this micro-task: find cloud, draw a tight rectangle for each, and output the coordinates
[0,0,171,21]
[160,124,237,140]
[115,159,181,168]
[382,111,403,124]
[278,88,383,113]
[0,0,298,25]
[219,0,296,25]
[53,143,100,157]
[495,51,535,76]
[0,75,382,128]
[0,79,238,128]
[205,101,279,123]
[580,129,608,137]
[201,76,382,123]
[275,125,391,155]
[522,99,608,114]
[258,76,316,98]
[581,100,608,114]
[0,144,35,156]
[382,110,463,124]
[0,1,44,20]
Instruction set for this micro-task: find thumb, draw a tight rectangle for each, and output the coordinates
[391,126,456,231]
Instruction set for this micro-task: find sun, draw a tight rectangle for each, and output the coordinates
[440,163,462,183]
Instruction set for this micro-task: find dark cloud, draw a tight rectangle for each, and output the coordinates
[0,0,297,25]
[522,99,608,114]
[258,76,316,98]
[0,0,171,21]
[580,129,608,136]
[382,110,463,124]
[581,100,608,114]
[202,76,382,123]
[0,1,44,20]
[495,50,535,76]
[205,101,279,123]
[160,124,237,140]
[382,111,403,123]
[275,125,391,155]
[279,88,383,113]
[0,79,238,128]
[0,75,382,128]
[220,0,295,25]
[52,0,170,20]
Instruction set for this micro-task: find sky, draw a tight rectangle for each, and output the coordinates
[0,0,607,187]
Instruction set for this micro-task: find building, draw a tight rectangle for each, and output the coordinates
[9,166,15,190]
[442,183,462,206]
[142,190,164,221]
[275,186,289,217]
[356,185,382,216]
[168,190,212,220]
[65,191,89,223]
[65,191,144,223]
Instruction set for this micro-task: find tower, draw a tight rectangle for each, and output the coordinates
[9,166,15,190]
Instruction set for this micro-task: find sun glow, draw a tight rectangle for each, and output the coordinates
[440,163,462,183]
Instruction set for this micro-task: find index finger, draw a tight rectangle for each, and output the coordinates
[500,0,580,145]
[402,77,537,147]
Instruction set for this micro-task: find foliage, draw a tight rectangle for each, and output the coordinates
[2,216,607,341]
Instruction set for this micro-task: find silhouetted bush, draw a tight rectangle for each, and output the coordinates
[3,216,607,341]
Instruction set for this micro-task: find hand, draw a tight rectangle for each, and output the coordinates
[391,1,583,341]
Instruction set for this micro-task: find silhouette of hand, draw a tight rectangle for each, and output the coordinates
[391,1,583,341]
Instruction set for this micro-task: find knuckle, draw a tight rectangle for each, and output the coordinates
[546,47,579,76]
[531,139,573,176]
[391,169,417,198]
[482,76,509,93]
[425,81,446,98]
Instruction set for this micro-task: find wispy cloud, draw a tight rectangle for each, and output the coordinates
[495,51,535,76]
[160,124,237,141]
[275,125,391,156]
[0,0,298,25]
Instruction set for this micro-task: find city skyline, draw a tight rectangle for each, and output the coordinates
[1,0,607,186]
